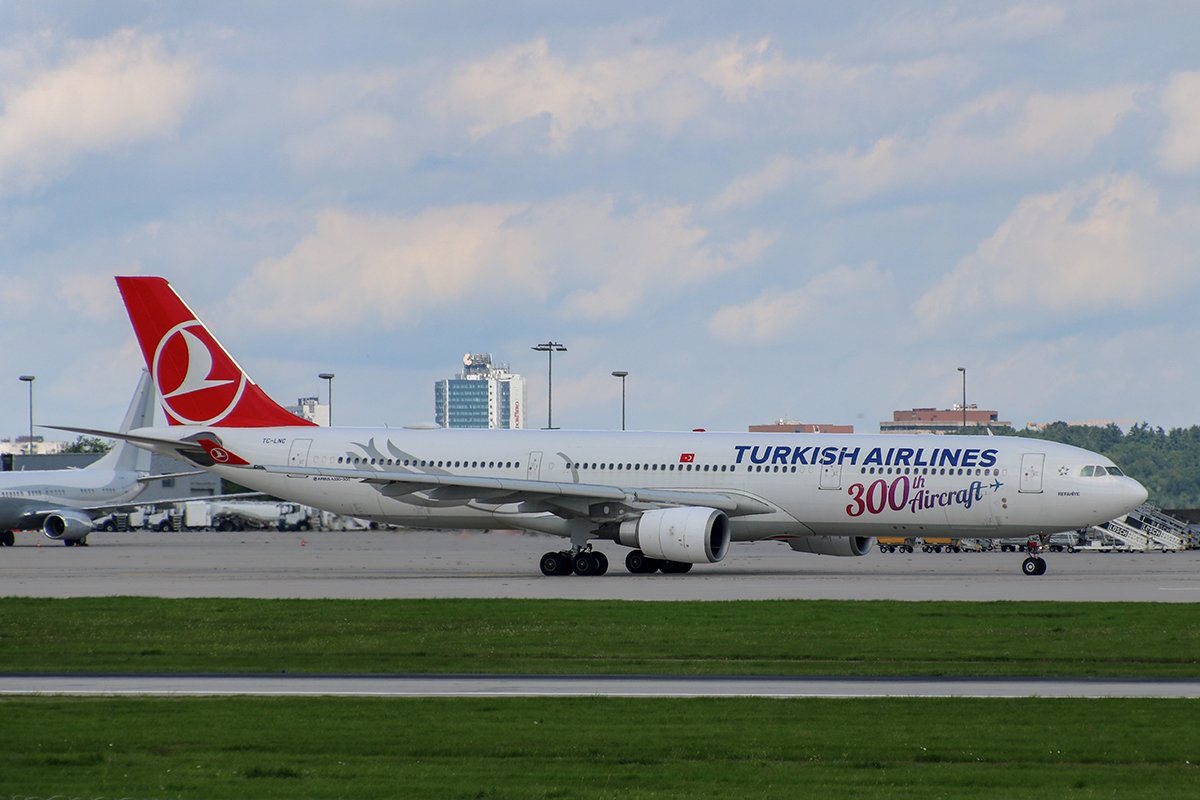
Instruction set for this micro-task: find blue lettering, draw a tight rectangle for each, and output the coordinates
[733,445,752,464]
[894,447,914,466]
[839,447,860,465]
[864,448,884,466]
[980,448,998,468]
[772,446,791,465]
[791,447,813,465]
[750,446,771,465]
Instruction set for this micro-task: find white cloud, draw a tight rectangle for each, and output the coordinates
[810,85,1141,204]
[1158,71,1200,173]
[0,29,196,193]
[709,262,892,344]
[914,173,1200,327]
[707,155,803,213]
[429,36,962,150]
[877,3,1066,52]
[227,195,771,328]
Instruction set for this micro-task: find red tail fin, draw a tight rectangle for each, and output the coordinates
[116,276,316,428]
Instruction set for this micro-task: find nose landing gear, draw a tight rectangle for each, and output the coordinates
[1020,536,1048,576]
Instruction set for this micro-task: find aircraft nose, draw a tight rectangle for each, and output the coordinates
[1125,477,1149,508]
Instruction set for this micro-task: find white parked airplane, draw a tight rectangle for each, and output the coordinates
[61,276,1148,576]
[0,371,201,547]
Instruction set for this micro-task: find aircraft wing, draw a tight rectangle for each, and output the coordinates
[256,464,775,517]
[137,470,205,483]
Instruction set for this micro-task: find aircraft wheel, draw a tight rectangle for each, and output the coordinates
[1,530,14,547]
[593,552,609,575]
[1021,557,1040,576]
[625,550,656,574]
[1035,557,1048,575]
[539,551,570,576]
[572,553,601,576]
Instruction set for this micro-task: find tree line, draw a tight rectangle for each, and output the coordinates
[975,423,1200,510]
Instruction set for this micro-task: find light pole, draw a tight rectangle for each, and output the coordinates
[18,375,34,455]
[957,367,966,431]
[531,341,566,429]
[611,371,628,430]
[318,373,335,426]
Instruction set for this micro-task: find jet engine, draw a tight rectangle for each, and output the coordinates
[788,535,874,557]
[618,507,730,564]
[42,510,94,544]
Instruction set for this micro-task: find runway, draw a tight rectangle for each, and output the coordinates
[3,673,1198,698]
[2,528,1198,601]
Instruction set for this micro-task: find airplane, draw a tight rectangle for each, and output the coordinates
[56,275,1148,576]
[0,371,204,547]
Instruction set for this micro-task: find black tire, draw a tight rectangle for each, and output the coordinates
[1021,557,1039,576]
[1,530,14,547]
[1035,557,1048,576]
[592,552,609,575]
[540,551,567,576]
[625,550,652,574]
[572,553,597,576]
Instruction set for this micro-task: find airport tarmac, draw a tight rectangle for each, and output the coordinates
[2,529,1198,601]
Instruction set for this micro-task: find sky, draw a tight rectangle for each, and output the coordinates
[2,1,1199,439]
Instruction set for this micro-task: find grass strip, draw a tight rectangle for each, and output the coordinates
[2,696,1198,799]
[1,597,1197,677]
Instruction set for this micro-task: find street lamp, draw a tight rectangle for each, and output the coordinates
[611,371,628,431]
[318,373,335,426]
[531,341,567,429]
[18,375,34,455]
[957,367,966,431]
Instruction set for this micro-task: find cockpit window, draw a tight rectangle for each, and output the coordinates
[1080,464,1124,477]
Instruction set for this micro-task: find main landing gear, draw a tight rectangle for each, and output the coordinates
[539,547,609,577]
[537,548,695,576]
[1021,536,1048,576]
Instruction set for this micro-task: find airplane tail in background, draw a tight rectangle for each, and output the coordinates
[116,276,316,428]
[91,370,155,473]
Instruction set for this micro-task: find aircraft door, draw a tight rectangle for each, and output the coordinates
[1019,453,1045,493]
[526,451,543,481]
[819,463,843,490]
[288,439,313,467]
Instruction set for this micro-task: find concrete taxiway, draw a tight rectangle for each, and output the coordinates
[3,674,1199,698]
[2,529,1198,601]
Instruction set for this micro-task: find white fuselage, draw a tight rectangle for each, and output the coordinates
[130,426,1148,542]
[0,468,146,529]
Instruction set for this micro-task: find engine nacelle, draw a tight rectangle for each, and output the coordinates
[788,535,874,557]
[42,510,94,543]
[618,507,730,564]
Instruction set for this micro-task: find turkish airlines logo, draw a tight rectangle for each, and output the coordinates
[208,446,231,463]
[152,322,247,425]
[679,453,695,463]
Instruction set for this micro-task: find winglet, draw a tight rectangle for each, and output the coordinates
[116,276,316,428]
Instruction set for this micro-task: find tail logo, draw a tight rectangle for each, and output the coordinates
[153,322,248,425]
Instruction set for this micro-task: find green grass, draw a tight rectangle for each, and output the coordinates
[2,696,1197,799]
[1,597,1197,677]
